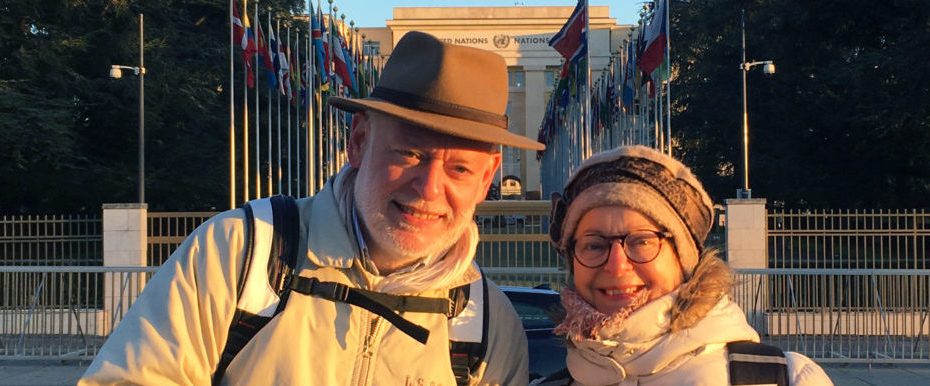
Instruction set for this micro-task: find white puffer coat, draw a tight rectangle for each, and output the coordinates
[554,256,833,386]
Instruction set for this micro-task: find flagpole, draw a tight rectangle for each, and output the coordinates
[308,0,318,195]
[328,2,336,180]
[583,0,591,160]
[270,18,278,196]
[253,3,261,199]
[229,0,236,209]
[286,25,292,196]
[294,28,301,197]
[664,0,672,156]
[247,1,258,201]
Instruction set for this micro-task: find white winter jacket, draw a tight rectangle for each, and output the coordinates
[79,168,528,385]
[556,256,833,386]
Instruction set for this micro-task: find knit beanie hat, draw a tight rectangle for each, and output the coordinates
[549,146,715,278]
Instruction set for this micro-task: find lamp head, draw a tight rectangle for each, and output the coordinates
[763,62,776,75]
[109,65,123,79]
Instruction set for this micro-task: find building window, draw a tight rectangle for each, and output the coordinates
[545,65,561,88]
[508,68,525,90]
[363,41,380,56]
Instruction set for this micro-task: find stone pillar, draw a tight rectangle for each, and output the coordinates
[101,203,148,335]
[724,198,767,269]
[725,198,768,334]
[522,66,546,199]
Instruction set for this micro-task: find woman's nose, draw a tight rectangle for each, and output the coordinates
[602,241,634,274]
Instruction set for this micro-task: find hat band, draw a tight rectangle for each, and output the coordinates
[370,87,508,128]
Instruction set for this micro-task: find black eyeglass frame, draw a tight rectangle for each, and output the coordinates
[570,230,674,269]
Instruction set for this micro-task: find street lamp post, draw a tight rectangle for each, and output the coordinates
[109,13,146,203]
[739,9,774,199]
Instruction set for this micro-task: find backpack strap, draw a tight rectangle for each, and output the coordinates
[727,341,789,386]
[285,275,449,344]
[448,271,490,386]
[212,195,299,386]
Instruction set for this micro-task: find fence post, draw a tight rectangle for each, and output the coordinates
[725,198,768,334]
[102,203,148,335]
[725,198,768,268]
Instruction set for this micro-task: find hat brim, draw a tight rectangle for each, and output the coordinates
[329,97,545,151]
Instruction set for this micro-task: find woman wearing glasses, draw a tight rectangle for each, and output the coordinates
[538,146,831,386]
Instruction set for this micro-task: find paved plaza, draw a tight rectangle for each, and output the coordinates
[0,360,928,385]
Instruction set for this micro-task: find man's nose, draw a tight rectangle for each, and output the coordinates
[602,241,634,274]
[413,160,444,201]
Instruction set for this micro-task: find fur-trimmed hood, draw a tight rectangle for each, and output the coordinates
[669,250,733,331]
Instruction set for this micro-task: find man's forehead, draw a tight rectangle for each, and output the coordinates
[367,112,498,152]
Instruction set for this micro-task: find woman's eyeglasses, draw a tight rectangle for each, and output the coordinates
[571,230,673,268]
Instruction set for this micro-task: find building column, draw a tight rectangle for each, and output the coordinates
[522,66,546,199]
[102,203,148,334]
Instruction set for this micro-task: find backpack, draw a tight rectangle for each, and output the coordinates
[727,340,789,386]
[211,195,489,385]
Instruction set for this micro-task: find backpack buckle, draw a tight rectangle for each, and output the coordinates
[312,280,350,302]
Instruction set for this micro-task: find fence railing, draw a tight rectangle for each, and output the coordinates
[1,265,927,363]
[733,268,930,363]
[768,209,930,269]
[0,214,102,266]
[147,211,216,266]
[0,266,155,358]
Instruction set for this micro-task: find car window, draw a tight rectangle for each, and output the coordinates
[504,291,560,330]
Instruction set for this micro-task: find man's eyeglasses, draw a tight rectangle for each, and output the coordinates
[571,230,673,268]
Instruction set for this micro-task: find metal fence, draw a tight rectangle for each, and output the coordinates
[147,211,216,266]
[0,266,155,358]
[733,268,930,363]
[0,214,102,266]
[768,209,930,269]
[2,265,926,363]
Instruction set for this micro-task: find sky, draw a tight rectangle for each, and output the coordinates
[318,0,643,28]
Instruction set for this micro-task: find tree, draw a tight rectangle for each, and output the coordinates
[0,0,302,213]
[672,0,930,208]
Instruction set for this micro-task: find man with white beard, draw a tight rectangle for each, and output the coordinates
[80,31,543,385]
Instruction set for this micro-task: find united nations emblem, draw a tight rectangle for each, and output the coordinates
[493,34,511,49]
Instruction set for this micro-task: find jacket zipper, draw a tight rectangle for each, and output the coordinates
[354,313,383,386]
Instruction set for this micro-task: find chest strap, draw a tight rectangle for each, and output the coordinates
[286,275,452,344]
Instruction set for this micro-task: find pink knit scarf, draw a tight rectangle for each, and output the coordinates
[554,287,651,342]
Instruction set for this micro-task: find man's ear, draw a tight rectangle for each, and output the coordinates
[347,111,370,168]
[476,152,502,204]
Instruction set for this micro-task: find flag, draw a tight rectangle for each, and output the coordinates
[331,22,353,93]
[270,23,288,95]
[256,23,277,89]
[548,0,587,62]
[310,3,329,90]
[621,41,635,112]
[276,31,291,97]
[638,0,668,75]
[289,38,300,102]
[233,1,257,87]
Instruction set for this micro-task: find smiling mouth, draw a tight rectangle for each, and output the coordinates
[600,286,645,298]
[394,201,444,221]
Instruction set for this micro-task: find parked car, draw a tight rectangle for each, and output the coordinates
[500,285,566,381]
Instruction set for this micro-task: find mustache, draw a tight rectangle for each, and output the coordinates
[392,198,452,217]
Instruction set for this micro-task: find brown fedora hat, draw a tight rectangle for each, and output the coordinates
[329,31,545,151]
